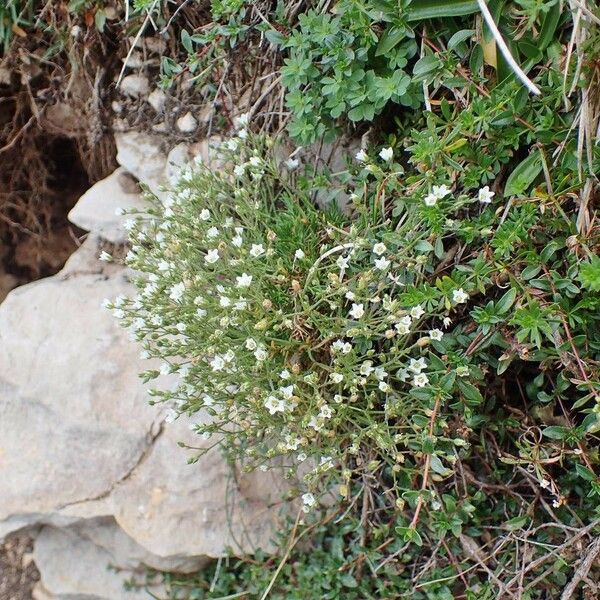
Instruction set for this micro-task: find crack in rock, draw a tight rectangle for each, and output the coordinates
[57,418,165,511]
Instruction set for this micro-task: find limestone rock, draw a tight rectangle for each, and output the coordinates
[33,524,162,600]
[147,88,166,113]
[0,237,287,569]
[68,168,145,244]
[120,74,150,98]
[115,132,167,196]
[176,112,198,133]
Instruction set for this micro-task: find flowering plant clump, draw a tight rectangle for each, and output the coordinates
[109,104,600,592]
[107,129,488,493]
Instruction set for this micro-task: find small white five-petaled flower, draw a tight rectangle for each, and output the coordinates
[205,249,220,264]
[452,288,469,304]
[478,186,495,204]
[379,146,393,162]
[372,242,387,255]
[355,149,368,162]
[349,303,365,319]
[236,273,253,287]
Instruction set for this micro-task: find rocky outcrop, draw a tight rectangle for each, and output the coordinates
[0,133,289,599]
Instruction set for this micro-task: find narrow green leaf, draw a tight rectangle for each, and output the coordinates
[542,426,569,440]
[496,288,517,314]
[539,2,561,50]
[575,464,596,482]
[376,26,406,56]
[407,0,479,21]
[448,29,475,50]
[504,515,529,530]
[504,150,543,196]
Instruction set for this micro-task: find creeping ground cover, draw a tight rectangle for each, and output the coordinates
[104,0,600,597]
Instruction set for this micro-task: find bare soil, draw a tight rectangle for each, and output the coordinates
[0,534,39,600]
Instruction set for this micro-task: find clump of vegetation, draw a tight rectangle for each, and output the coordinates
[101,0,600,597]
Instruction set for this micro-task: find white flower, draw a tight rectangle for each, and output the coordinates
[123,218,135,231]
[245,338,257,351]
[205,249,220,264]
[206,226,219,239]
[169,282,186,302]
[114,207,125,216]
[336,255,350,269]
[294,249,305,260]
[395,315,412,335]
[279,369,291,380]
[410,305,425,319]
[429,329,444,341]
[408,358,427,374]
[355,149,368,162]
[249,156,262,168]
[254,346,267,361]
[297,452,307,462]
[233,298,247,311]
[478,186,494,204]
[236,273,253,288]
[331,340,345,353]
[379,381,390,392]
[176,322,186,333]
[379,146,393,161]
[196,308,207,317]
[374,257,391,271]
[456,366,470,377]
[99,251,112,262]
[233,164,246,178]
[319,405,333,419]
[424,193,438,207]
[301,492,316,512]
[219,296,231,307]
[443,316,452,328]
[349,303,365,319]
[372,242,387,255]
[374,367,387,381]
[345,291,355,300]
[330,372,344,384]
[432,184,451,199]
[210,356,225,371]
[398,369,410,382]
[232,235,243,247]
[280,385,294,399]
[540,479,550,489]
[286,158,300,170]
[360,361,374,377]
[200,209,211,221]
[249,244,265,257]
[413,373,430,387]
[452,288,469,304]
[235,113,250,128]
[226,138,239,151]
[264,395,285,415]
[341,342,352,354]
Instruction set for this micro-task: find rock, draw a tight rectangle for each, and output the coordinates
[176,111,198,133]
[33,523,164,600]
[68,168,145,244]
[122,51,144,70]
[147,88,166,113]
[151,121,168,133]
[0,237,288,575]
[115,132,167,196]
[112,101,123,114]
[165,143,192,184]
[120,74,150,98]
